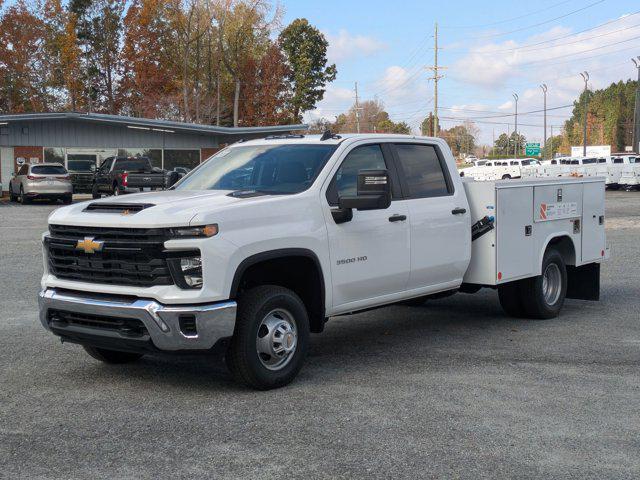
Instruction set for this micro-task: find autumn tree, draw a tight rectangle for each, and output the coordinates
[331,99,411,134]
[0,1,51,112]
[215,0,276,126]
[441,121,479,157]
[118,0,180,118]
[279,18,336,121]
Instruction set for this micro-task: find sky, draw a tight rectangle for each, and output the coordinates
[281,0,640,146]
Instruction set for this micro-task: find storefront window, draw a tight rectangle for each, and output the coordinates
[164,149,200,171]
[44,147,65,163]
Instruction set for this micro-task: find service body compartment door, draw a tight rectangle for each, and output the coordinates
[581,181,605,263]
[496,186,535,281]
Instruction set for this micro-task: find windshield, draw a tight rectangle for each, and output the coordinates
[67,160,95,172]
[114,158,151,172]
[31,165,67,175]
[176,144,337,194]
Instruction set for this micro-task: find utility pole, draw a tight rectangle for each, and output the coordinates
[540,84,548,159]
[580,71,589,157]
[427,22,445,137]
[513,93,519,158]
[632,57,640,153]
[550,125,554,158]
[354,82,360,133]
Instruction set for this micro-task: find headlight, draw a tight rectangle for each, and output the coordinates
[168,224,218,238]
[167,253,203,289]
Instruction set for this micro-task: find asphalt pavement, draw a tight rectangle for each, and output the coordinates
[0,192,639,479]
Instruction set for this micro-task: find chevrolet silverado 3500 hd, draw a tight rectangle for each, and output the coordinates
[39,134,607,389]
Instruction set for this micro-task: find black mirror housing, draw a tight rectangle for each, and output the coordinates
[338,169,391,211]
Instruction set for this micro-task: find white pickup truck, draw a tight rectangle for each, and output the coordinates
[39,134,607,389]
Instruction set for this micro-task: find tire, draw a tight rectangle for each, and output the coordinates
[8,185,15,202]
[112,182,120,196]
[62,194,73,204]
[91,183,101,199]
[519,248,567,319]
[82,345,143,364]
[502,174,512,180]
[498,280,526,318]
[19,186,29,204]
[226,285,310,390]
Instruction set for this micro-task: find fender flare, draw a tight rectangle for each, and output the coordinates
[229,248,326,311]
[538,234,576,274]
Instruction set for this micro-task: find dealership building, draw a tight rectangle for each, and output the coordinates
[0,112,306,193]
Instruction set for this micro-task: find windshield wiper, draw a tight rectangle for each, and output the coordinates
[227,189,293,198]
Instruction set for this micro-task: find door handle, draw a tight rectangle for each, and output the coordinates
[451,207,467,215]
[388,214,407,222]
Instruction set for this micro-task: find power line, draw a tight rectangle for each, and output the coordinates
[467,0,605,40]
[440,0,575,29]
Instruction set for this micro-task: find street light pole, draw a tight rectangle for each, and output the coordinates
[540,84,548,159]
[580,71,589,157]
[632,57,640,153]
[512,93,519,158]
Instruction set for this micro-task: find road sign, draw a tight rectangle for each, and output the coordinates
[525,143,541,156]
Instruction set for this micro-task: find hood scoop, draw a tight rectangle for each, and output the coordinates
[83,203,155,214]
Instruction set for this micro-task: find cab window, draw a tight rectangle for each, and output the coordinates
[394,143,451,198]
[326,144,387,205]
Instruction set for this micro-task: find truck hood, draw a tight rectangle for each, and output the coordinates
[47,190,279,228]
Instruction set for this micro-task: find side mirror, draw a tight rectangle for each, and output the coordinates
[90,164,96,172]
[166,170,180,188]
[338,169,391,211]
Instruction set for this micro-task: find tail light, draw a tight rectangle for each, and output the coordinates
[121,172,128,186]
[27,175,44,181]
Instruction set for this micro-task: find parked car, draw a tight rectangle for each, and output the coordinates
[8,163,72,204]
[92,156,166,198]
[67,158,96,193]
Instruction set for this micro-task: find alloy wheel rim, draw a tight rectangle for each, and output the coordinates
[256,309,298,371]
[542,263,562,305]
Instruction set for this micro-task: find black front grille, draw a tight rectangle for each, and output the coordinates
[46,225,174,287]
[47,309,149,338]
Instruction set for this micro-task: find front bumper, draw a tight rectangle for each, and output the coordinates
[38,288,236,351]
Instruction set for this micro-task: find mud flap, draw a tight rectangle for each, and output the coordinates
[566,263,600,301]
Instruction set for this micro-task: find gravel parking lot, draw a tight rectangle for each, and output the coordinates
[1,192,639,479]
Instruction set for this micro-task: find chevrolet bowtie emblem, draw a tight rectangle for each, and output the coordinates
[76,236,104,254]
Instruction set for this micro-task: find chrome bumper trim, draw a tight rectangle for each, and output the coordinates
[38,288,237,351]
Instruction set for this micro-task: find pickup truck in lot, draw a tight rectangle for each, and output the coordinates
[91,156,166,198]
[39,134,607,389]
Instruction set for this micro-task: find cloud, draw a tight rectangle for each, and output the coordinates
[302,85,354,123]
[325,30,387,63]
[451,13,640,90]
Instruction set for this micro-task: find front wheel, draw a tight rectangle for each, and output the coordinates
[83,345,143,364]
[226,285,309,390]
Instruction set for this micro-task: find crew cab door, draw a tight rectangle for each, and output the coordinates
[391,142,471,291]
[323,143,410,310]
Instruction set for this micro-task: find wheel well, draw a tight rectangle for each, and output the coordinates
[547,235,576,266]
[231,252,326,333]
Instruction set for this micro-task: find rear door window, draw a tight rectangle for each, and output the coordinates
[393,144,451,199]
[113,158,151,172]
[31,165,67,175]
